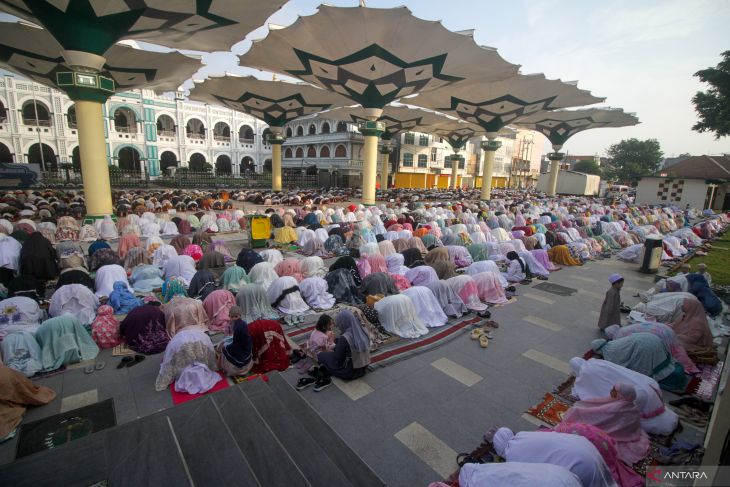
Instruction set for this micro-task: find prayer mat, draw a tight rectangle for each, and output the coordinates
[111,343,135,357]
[525,393,571,426]
[170,372,230,405]
[532,282,578,296]
[553,376,579,403]
[696,361,724,401]
[15,398,116,459]
[230,373,270,385]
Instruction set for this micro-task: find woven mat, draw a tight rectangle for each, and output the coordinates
[112,343,135,357]
[525,393,571,426]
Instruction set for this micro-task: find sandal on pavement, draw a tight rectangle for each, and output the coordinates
[479,335,489,348]
[95,361,106,371]
[127,355,145,368]
[117,356,134,369]
[470,328,484,340]
[84,364,95,374]
[296,377,316,390]
[313,377,332,392]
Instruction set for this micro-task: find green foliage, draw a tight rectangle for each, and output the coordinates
[692,51,730,139]
[605,138,663,185]
[573,159,602,176]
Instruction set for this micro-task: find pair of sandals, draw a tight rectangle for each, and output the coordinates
[117,354,146,369]
[83,361,106,374]
[470,328,494,348]
[284,315,305,325]
[295,376,332,392]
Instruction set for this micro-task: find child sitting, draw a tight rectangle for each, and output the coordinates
[296,314,335,388]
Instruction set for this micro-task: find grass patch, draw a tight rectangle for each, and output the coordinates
[688,232,730,286]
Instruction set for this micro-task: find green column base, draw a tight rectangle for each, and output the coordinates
[83,214,117,226]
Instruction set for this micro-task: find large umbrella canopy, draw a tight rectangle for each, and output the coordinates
[188,74,352,127]
[425,120,487,151]
[407,73,604,135]
[238,5,519,109]
[319,104,452,139]
[515,108,640,149]
[0,0,287,55]
[0,22,202,92]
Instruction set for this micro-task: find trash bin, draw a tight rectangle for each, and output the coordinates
[248,215,270,249]
[639,236,663,274]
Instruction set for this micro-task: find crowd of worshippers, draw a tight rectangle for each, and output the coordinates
[0,190,727,445]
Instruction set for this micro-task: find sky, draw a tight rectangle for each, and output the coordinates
[3,0,730,157]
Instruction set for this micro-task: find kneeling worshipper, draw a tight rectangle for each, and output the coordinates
[49,284,99,326]
[569,357,679,436]
[248,319,292,374]
[548,245,582,266]
[1,330,42,377]
[95,264,133,298]
[492,427,617,487]
[90,305,123,349]
[119,303,169,354]
[216,307,253,377]
[162,255,197,286]
[164,296,210,336]
[197,251,227,280]
[267,276,310,315]
[405,265,439,287]
[360,272,399,298]
[0,235,21,286]
[325,268,361,305]
[155,328,218,392]
[130,265,165,294]
[108,281,143,315]
[19,232,58,282]
[563,383,650,465]
[202,290,237,334]
[303,310,371,391]
[35,316,99,372]
[162,276,188,303]
[299,277,336,310]
[457,462,582,487]
[0,363,57,441]
[551,422,643,487]
[472,271,509,305]
[248,262,278,291]
[502,251,528,283]
[374,294,428,338]
[152,244,179,268]
[0,296,42,339]
[425,281,468,318]
[89,248,122,273]
[235,284,280,323]
[669,299,716,363]
[236,248,263,274]
[401,286,447,328]
[187,268,217,301]
[605,323,698,374]
[447,275,488,312]
[220,265,250,294]
[592,334,689,392]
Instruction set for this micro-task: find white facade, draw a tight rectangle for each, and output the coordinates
[0,74,272,176]
[395,131,457,175]
[636,177,721,210]
[537,170,601,195]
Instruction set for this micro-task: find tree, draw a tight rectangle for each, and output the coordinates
[573,159,602,176]
[692,51,730,138]
[605,138,663,185]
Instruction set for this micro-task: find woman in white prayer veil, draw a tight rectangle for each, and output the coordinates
[162,255,197,286]
[299,277,336,310]
[466,260,509,287]
[405,265,439,287]
[0,296,42,338]
[1,330,43,377]
[98,215,118,240]
[259,249,283,267]
[359,242,381,256]
[298,228,316,248]
[267,276,310,315]
[248,262,279,291]
[492,427,617,487]
[401,286,447,328]
[140,221,161,238]
[94,264,133,298]
[300,256,328,279]
[235,284,279,323]
[385,254,409,276]
[160,221,179,236]
[152,244,178,268]
[425,281,468,318]
[49,284,99,325]
[569,357,679,436]
[458,462,582,487]
[374,294,428,338]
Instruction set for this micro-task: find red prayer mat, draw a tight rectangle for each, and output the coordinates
[170,372,230,405]
[525,392,571,426]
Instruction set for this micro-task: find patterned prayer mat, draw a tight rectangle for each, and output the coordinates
[696,361,724,401]
[170,372,230,405]
[525,393,571,426]
[532,282,578,296]
[16,399,116,459]
[111,343,135,357]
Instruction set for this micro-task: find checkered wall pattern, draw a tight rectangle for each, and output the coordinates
[657,179,684,202]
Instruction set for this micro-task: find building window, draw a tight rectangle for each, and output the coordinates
[458,159,465,169]
[444,157,452,169]
[430,147,437,162]
[417,154,428,168]
[296,126,304,137]
[336,122,347,133]
[321,122,330,134]
[295,147,304,158]
[418,134,429,146]
[320,146,330,158]
[308,124,316,135]
[404,132,415,145]
[286,126,293,137]
[284,147,293,158]
[335,144,347,157]
[403,153,414,167]
[307,145,316,157]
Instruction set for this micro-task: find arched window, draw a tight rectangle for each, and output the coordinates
[284,147,293,158]
[334,144,347,158]
[67,106,77,129]
[0,99,7,123]
[417,154,428,168]
[295,147,304,158]
[213,122,231,141]
[238,124,254,143]
[157,114,175,136]
[118,147,142,171]
[28,143,57,170]
[320,146,330,158]
[215,154,232,174]
[321,122,331,134]
[0,142,13,163]
[286,126,293,137]
[402,153,414,167]
[189,153,207,171]
[241,156,255,173]
[336,122,347,133]
[263,159,272,173]
[296,126,304,137]
[307,145,316,158]
[262,128,271,144]
[186,118,206,139]
[22,100,51,126]
[160,151,178,172]
[114,107,137,133]
[308,123,316,135]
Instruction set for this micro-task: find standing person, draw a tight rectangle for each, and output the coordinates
[598,274,623,331]
[216,306,253,377]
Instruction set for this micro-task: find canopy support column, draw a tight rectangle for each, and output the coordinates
[269,127,285,192]
[480,139,502,201]
[450,154,461,189]
[359,112,384,206]
[547,151,565,196]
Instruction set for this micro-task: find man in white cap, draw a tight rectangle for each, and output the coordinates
[597,274,623,331]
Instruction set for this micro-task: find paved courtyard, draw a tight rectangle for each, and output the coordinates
[3,236,695,486]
